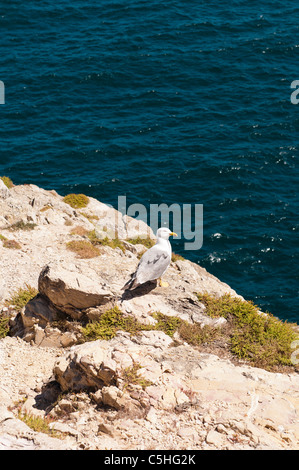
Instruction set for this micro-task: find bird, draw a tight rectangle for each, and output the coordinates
[122,227,178,290]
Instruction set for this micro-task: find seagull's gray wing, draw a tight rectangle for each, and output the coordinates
[135,245,171,285]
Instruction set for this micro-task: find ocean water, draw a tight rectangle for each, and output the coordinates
[0,1,298,322]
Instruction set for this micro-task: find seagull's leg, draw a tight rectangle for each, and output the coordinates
[159,278,169,288]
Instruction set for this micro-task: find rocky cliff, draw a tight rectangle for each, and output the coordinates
[0,179,298,450]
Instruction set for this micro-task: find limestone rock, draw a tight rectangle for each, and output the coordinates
[206,429,226,447]
[20,294,58,330]
[38,262,114,318]
[53,339,117,392]
[0,414,75,450]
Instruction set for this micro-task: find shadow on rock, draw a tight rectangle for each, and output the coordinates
[34,381,62,413]
[120,281,157,300]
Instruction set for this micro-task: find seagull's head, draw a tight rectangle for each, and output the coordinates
[156,227,178,240]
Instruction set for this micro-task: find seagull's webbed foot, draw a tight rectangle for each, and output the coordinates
[159,278,169,288]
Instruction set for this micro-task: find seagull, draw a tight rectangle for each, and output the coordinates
[122,227,178,290]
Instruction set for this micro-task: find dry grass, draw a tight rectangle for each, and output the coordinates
[70,226,89,236]
[80,212,99,222]
[40,204,52,212]
[171,252,185,262]
[1,233,21,249]
[66,240,101,259]
[3,239,21,249]
[7,221,36,231]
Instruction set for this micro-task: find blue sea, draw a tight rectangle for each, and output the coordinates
[0,1,298,322]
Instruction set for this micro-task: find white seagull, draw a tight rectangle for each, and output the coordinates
[122,227,178,290]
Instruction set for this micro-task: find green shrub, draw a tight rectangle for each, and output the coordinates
[197,292,298,370]
[82,306,151,341]
[126,236,155,249]
[178,321,221,346]
[0,176,14,188]
[82,307,219,349]
[0,313,10,338]
[151,312,182,337]
[7,284,38,310]
[171,252,185,262]
[63,193,89,209]
[17,411,63,438]
[122,362,153,390]
[88,230,125,252]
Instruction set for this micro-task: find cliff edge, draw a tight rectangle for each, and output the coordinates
[0,180,298,450]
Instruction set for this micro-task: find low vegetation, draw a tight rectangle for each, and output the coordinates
[82,306,149,341]
[16,409,64,438]
[81,297,298,372]
[126,236,155,249]
[81,306,219,348]
[80,212,99,222]
[68,228,160,257]
[2,239,22,249]
[87,229,125,252]
[121,362,153,391]
[7,221,36,231]
[70,226,89,237]
[6,284,38,310]
[63,193,89,209]
[0,176,14,188]
[197,292,298,370]
[0,313,10,338]
[171,252,185,262]
[66,240,101,259]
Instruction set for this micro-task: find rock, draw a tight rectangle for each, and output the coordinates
[122,214,155,240]
[54,398,77,416]
[100,386,125,410]
[0,406,14,423]
[0,412,76,450]
[145,407,158,424]
[49,421,80,437]
[33,325,77,348]
[53,339,117,392]
[38,262,114,319]
[206,429,226,447]
[21,295,57,328]
[20,397,44,418]
[0,278,5,302]
[15,293,80,347]
[132,330,173,349]
[98,422,114,436]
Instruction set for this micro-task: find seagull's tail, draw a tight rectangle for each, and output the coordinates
[121,272,139,291]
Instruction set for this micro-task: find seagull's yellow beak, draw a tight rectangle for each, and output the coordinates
[169,232,178,237]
